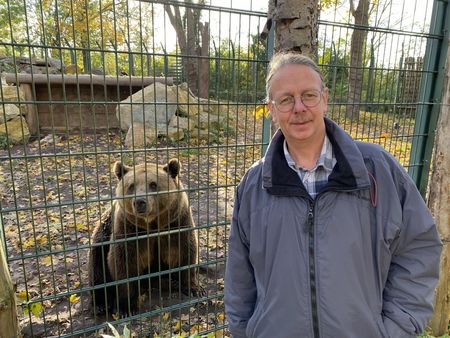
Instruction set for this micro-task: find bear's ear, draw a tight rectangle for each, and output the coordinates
[113,162,130,180]
[163,158,180,179]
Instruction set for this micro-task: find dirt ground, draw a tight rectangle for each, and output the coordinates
[0,109,264,337]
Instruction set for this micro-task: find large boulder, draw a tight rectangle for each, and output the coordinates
[175,83,201,117]
[124,122,156,148]
[0,104,21,124]
[0,116,30,145]
[116,82,178,132]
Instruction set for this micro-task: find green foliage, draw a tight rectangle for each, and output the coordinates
[318,39,349,103]
[209,35,267,103]
[0,134,9,149]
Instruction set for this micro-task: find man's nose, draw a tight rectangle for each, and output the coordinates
[292,96,307,112]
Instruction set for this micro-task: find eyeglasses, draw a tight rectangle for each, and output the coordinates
[271,90,323,112]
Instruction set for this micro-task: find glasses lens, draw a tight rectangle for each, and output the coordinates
[302,90,321,107]
[275,96,295,112]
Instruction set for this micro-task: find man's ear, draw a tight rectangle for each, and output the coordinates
[267,101,277,123]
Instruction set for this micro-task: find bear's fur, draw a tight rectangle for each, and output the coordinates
[88,159,201,315]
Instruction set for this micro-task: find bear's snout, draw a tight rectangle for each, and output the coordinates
[134,198,148,214]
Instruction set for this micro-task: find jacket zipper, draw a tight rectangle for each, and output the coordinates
[307,199,320,338]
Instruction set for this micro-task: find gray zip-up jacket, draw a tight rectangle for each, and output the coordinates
[225,118,442,338]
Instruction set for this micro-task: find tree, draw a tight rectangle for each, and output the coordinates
[0,220,19,338]
[427,43,450,337]
[267,0,319,58]
[164,0,210,98]
[345,0,370,120]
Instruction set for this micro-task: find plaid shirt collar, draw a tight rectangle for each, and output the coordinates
[283,134,335,173]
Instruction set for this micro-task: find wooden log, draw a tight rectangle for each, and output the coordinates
[0,218,20,338]
[4,74,173,87]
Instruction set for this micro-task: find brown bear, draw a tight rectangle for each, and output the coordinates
[88,159,202,315]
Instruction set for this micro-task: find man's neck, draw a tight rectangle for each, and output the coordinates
[286,133,326,170]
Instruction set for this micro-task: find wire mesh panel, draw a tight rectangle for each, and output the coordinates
[0,0,446,337]
[0,0,268,336]
[317,0,442,172]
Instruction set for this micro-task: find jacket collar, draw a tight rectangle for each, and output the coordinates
[262,117,370,196]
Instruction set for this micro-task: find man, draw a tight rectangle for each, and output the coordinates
[224,52,442,338]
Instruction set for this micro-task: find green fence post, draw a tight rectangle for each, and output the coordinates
[261,22,274,157]
[408,0,450,196]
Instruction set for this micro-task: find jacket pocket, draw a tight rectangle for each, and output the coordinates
[375,315,389,338]
[245,298,265,338]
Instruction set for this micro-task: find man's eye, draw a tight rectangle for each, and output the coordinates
[278,96,294,105]
[303,92,318,99]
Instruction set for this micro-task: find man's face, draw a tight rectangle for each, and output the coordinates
[268,64,328,147]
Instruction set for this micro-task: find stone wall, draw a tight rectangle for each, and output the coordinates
[0,80,30,145]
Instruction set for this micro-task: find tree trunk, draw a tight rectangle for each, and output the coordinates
[164,1,209,98]
[427,43,450,336]
[268,0,319,58]
[345,0,370,120]
[198,21,210,99]
[267,0,319,135]
[0,220,20,338]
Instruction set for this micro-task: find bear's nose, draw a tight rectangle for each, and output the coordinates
[134,198,147,214]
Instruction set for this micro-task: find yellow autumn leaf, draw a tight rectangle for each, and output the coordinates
[42,256,52,266]
[162,312,170,322]
[23,301,43,317]
[30,302,43,317]
[172,321,182,331]
[17,290,30,301]
[75,223,87,231]
[252,105,269,119]
[46,191,57,200]
[22,238,35,249]
[216,312,225,321]
[69,293,80,303]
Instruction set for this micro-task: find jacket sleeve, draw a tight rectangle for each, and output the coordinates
[225,184,256,338]
[382,167,442,338]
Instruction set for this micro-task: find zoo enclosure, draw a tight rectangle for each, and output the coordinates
[0,0,448,337]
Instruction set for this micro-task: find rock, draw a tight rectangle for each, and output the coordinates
[168,115,197,131]
[198,98,230,115]
[0,104,21,123]
[189,127,213,141]
[0,116,30,145]
[63,64,82,74]
[166,126,185,141]
[124,122,157,148]
[1,85,25,102]
[175,83,201,117]
[197,112,228,130]
[23,65,60,74]
[116,82,178,131]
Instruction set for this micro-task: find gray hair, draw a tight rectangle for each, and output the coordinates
[265,52,324,102]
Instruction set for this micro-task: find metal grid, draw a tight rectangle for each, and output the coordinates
[0,0,447,337]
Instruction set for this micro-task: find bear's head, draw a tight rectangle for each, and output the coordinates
[113,159,183,223]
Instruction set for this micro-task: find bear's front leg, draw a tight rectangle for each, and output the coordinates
[165,231,205,297]
[107,238,140,315]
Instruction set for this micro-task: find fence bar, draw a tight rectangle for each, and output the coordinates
[408,0,450,195]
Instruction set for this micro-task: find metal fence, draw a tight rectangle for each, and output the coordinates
[0,0,448,337]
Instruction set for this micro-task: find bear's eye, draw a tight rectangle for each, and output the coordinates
[127,183,135,194]
[148,182,157,191]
